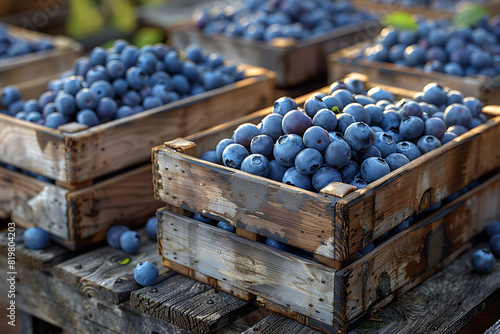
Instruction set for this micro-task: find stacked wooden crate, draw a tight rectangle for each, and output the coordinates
[0,65,275,250]
[151,74,500,333]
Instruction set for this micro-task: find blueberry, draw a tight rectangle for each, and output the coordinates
[396,141,421,161]
[113,79,128,96]
[38,91,57,110]
[321,95,343,113]
[26,111,42,123]
[265,238,292,252]
[54,92,76,116]
[96,97,118,121]
[172,74,190,95]
[23,227,50,250]
[145,217,157,241]
[373,132,397,158]
[63,76,85,96]
[398,100,423,119]
[336,113,356,134]
[89,46,107,66]
[295,148,323,175]
[343,103,371,124]
[331,89,355,107]
[273,134,305,167]
[303,126,330,152]
[310,110,336,133]
[282,167,312,190]
[443,103,472,128]
[471,249,495,274]
[423,83,447,106]
[312,167,342,192]
[424,117,446,140]
[119,230,141,254]
[344,78,366,95]
[126,67,148,90]
[215,138,235,164]
[250,135,274,159]
[486,221,500,239]
[447,125,469,136]
[201,150,218,163]
[339,160,360,184]
[106,225,130,249]
[364,104,384,126]
[75,88,98,110]
[367,87,394,102]
[222,143,249,169]
[143,96,163,110]
[463,97,482,118]
[116,105,136,119]
[324,140,351,169]
[441,131,458,144]
[216,221,236,233]
[268,160,287,182]
[203,71,224,90]
[404,45,425,66]
[185,44,204,63]
[86,65,110,86]
[361,157,391,183]
[76,109,100,127]
[351,145,382,165]
[385,153,410,171]
[400,116,425,140]
[90,80,115,99]
[241,154,270,177]
[351,176,367,189]
[45,112,67,129]
[304,97,327,118]
[282,109,312,136]
[344,122,375,152]
[106,59,127,79]
[2,85,21,106]
[490,234,500,258]
[233,123,260,149]
[380,110,400,131]
[193,213,214,224]
[134,261,159,286]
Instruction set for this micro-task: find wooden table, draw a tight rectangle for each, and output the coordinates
[0,226,498,334]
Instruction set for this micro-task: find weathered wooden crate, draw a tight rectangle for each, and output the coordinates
[328,41,500,105]
[152,77,500,332]
[169,19,380,88]
[0,24,82,86]
[0,65,275,187]
[351,0,500,19]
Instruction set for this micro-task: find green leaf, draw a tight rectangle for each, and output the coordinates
[331,106,340,114]
[382,12,418,31]
[120,258,130,265]
[452,4,489,28]
[132,27,165,48]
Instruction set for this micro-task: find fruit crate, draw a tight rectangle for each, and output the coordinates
[351,0,500,20]
[151,75,500,333]
[169,19,381,88]
[327,41,500,105]
[0,24,82,87]
[0,65,275,249]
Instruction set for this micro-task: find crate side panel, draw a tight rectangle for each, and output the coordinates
[158,209,336,325]
[69,73,274,183]
[67,165,160,241]
[0,166,69,239]
[343,172,500,322]
[155,150,339,259]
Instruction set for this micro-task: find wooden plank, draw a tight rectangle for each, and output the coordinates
[343,172,500,324]
[0,166,69,240]
[154,150,340,259]
[158,209,336,325]
[241,313,321,334]
[350,242,500,334]
[130,273,256,333]
[339,116,500,260]
[0,257,194,334]
[0,227,77,272]
[485,320,500,334]
[52,229,171,304]
[170,19,380,87]
[67,164,161,241]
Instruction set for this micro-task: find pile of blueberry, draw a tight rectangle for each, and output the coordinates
[193,0,373,42]
[471,221,500,274]
[201,77,488,192]
[0,41,245,128]
[0,24,54,62]
[369,0,479,11]
[361,16,500,77]
[106,216,157,254]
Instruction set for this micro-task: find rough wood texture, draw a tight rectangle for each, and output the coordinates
[158,209,336,325]
[0,163,161,249]
[53,229,171,304]
[485,319,500,334]
[0,24,82,86]
[131,274,257,333]
[170,19,380,88]
[242,313,320,334]
[328,42,500,104]
[0,66,274,185]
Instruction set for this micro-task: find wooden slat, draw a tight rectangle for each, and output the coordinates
[158,210,336,325]
[130,274,256,333]
[339,115,500,260]
[67,164,160,241]
[485,320,500,334]
[52,229,171,304]
[343,172,500,323]
[0,166,69,239]
[241,313,321,334]
[170,19,380,87]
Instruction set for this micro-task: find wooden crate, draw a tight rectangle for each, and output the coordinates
[0,24,82,86]
[169,19,381,88]
[327,41,500,105]
[152,76,500,332]
[351,0,500,20]
[0,163,161,250]
[0,65,275,186]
